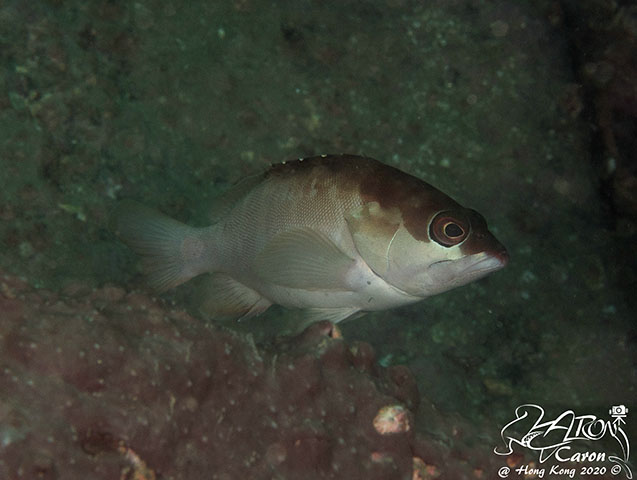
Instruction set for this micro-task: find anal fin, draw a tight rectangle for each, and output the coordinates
[303,307,361,324]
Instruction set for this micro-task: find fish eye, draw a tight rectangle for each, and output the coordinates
[430,211,469,247]
[444,222,463,238]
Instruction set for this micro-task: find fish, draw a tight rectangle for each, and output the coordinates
[111,154,508,324]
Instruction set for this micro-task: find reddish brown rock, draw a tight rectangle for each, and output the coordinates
[0,270,425,479]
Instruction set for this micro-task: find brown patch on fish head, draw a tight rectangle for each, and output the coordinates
[268,155,463,240]
[356,160,463,242]
[266,154,507,263]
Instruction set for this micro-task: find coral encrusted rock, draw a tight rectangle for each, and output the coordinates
[0,270,424,479]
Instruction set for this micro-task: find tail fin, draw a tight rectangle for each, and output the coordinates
[110,200,208,291]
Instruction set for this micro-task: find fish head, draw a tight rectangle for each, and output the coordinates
[347,176,508,298]
[385,207,508,296]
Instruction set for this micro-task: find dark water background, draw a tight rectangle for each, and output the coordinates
[1,0,635,474]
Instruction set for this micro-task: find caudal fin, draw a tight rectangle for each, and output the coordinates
[110,201,208,291]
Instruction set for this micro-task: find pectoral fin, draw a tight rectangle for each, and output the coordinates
[254,228,355,290]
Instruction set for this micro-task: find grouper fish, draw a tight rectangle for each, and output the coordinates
[112,154,508,323]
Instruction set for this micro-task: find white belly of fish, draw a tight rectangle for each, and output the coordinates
[251,257,421,311]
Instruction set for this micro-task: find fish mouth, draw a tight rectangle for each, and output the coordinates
[461,250,508,276]
[428,249,508,286]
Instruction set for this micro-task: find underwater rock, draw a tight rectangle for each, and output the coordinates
[558,1,637,229]
[0,269,428,479]
[1,269,557,479]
